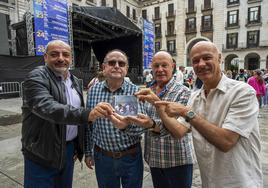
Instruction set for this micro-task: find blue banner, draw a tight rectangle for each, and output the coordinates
[143,19,154,69]
[33,0,69,55]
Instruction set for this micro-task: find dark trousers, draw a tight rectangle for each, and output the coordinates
[150,164,193,188]
[94,144,144,188]
[24,142,75,188]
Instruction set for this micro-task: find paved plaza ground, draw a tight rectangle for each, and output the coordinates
[0,96,267,188]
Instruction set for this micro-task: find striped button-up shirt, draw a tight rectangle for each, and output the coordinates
[84,80,144,157]
[144,78,196,168]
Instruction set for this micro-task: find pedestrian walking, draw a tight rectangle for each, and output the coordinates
[247,70,266,109]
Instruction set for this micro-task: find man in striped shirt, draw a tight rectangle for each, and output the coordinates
[84,49,154,188]
[128,51,195,188]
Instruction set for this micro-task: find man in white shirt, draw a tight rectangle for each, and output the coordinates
[175,66,185,84]
[135,41,263,188]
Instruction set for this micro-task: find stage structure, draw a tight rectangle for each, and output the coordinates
[10,3,143,85]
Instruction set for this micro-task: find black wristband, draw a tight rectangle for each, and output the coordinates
[150,119,156,129]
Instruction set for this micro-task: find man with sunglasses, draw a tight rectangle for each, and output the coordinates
[85,49,148,188]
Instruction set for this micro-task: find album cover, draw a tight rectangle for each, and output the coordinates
[113,95,138,116]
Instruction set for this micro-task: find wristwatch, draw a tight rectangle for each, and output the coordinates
[185,110,196,122]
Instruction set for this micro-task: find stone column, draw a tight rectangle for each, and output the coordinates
[260,59,266,69]
[238,59,245,70]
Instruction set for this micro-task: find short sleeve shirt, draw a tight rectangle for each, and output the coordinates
[186,75,263,188]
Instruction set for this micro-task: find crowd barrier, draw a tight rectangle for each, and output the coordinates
[0,82,21,97]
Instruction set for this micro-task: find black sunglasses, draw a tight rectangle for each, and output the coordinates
[107,60,127,67]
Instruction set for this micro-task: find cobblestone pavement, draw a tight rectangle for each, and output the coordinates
[0,97,267,187]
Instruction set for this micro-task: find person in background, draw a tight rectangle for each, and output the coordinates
[127,51,195,188]
[145,70,153,87]
[225,70,233,79]
[87,71,105,89]
[133,41,263,188]
[236,68,248,82]
[247,69,266,109]
[21,40,91,188]
[175,65,185,84]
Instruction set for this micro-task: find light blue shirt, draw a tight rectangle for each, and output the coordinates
[64,74,81,141]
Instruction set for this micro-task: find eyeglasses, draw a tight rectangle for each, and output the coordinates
[106,60,127,67]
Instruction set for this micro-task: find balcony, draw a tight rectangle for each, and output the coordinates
[227,0,240,7]
[186,7,197,15]
[167,50,177,56]
[152,15,161,21]
[155,33,162,39]
[200,25,213,32]
[201,3,213,12]
[245,17,262,27]
[247,42,259,48]
[248,0,262,4]
[165,30,176,37]
[185,27,197,34]
[166,10,176,18]
[225,20,240,29]
[222,42,260,52]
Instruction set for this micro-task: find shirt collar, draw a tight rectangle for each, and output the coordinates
[150,77,176,98]
[197,74,227,98]
[102,79,126,92]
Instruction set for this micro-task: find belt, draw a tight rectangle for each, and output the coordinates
[94,143,139,159]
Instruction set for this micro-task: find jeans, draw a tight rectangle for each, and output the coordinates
[150,164,193,188]
[24,142,75,188]
[94,144,143,188]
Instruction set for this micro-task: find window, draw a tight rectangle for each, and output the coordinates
[248,6,260,24]
[167,40,176,54]
[155,42,161,52]
[154,7,160,19]
[186,17,196,32]
[247,30,259,47]
[227,0,239,5]
[226,33,238,48]
[167,21,174,35]
[132,9,136,20]
[188,0,195,12]
[126,6,130,17]
[101,0,106,6]
[202,15,212,31]
[155,24,161,37]
[227,10,239,26]
[113,0,117,8]
[142,10,147,19]
[204,0,211,9]
[168,4,174,16]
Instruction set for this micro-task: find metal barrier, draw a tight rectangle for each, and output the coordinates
[0,82,21,97]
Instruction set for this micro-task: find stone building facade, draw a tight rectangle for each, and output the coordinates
[2,0,268,70]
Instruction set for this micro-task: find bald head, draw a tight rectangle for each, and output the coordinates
[151,51,174,86]
[190,41,219,58]
[153,51,173,63]
[189,41,222,87]
[45,40,71,54]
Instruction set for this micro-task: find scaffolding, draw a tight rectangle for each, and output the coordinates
[68,5,75,68]
[25,11,34,56]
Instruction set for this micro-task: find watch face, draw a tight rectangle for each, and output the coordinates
[187,111,195,119]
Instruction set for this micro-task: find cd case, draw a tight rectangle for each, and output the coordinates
[113,95,138,116]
